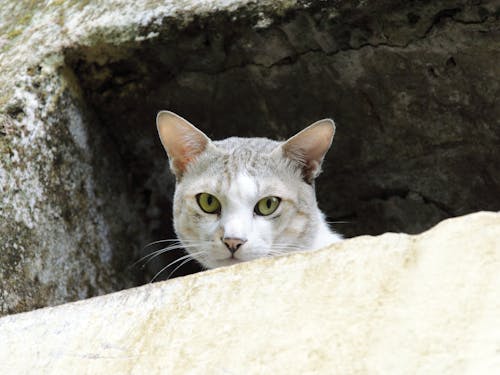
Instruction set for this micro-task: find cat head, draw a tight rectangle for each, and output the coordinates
[156,111,335,269]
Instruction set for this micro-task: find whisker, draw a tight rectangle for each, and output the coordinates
[268,250,298,255]
[166,257,198,280]
[271,244,304,250]
[143,238,212,250]
[268,243,307,257]
[141,244,204,266]
[269,247,296,253]
[130,244,201,269]
[150,251,205,283]
[266,251,289,257]
[131,246,184,268]
[143,239,182,249]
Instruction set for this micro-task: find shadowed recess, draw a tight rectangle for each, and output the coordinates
[63,1,500,280]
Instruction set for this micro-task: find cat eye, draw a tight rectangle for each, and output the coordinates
[255,196,281,216]
[196,193,221,214]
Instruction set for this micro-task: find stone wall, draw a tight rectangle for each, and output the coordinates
[1,0,499,315]
[0,212,499,373]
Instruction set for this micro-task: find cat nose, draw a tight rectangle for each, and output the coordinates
[222,237,247,254]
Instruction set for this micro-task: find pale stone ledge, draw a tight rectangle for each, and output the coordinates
[3,0,500,315]
[0,211,499,374]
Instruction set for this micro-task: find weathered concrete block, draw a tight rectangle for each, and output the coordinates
[0,212,499,373]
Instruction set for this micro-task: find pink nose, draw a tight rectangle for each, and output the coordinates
[222,237,247,254]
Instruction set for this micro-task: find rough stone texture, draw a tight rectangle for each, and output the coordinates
[0,212,499,374]
[0,0,302,316]
[1,1,500,315]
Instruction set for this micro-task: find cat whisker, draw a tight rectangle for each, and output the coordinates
[268,250,299,255]
[150,251,206,283]
[193,253,210,271]
[271,246,298,251]
[271,244,304,251]
[268,244,307,257]
[268,253,293,257]
[142,239,182,249]
[143,238,212,250]
[132,245,185,268]
[327,221,352,225]
[268,248,291,254]
[143,243,203,260]
[166,257,198,280]
[131,244,201,269]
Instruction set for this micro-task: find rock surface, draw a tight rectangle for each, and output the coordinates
[1,0,500,315]
[0,0,301,315]
[0,212,499,374]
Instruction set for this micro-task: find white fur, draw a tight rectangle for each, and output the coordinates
[157,111,343,269]
[172,153,342,269]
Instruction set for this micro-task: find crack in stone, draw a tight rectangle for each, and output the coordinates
[419,194,456,217]
[178,5,495,78]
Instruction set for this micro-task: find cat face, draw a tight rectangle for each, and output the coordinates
[156,111,336,269]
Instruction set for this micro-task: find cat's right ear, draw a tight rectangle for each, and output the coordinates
[156,111,211,177]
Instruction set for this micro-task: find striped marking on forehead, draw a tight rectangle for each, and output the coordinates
[220,146,271,179]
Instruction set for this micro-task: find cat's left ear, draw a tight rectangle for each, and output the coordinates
[280,119,335,183]
[156,111,211,178]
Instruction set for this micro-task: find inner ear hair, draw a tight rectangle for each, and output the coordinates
[156,111,211,177]
[282,119,336,183]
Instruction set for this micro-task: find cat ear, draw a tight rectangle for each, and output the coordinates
[280,119,335,183]
[156,111,211,177]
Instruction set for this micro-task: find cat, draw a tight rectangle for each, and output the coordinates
[156,111,342,270]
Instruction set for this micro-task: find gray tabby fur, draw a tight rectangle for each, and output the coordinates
[156,111,342,269]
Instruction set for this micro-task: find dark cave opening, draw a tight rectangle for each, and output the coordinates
[64,2,500,282]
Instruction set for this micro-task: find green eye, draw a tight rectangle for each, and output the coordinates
[255,196,281,216]
[196,193,221,214]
